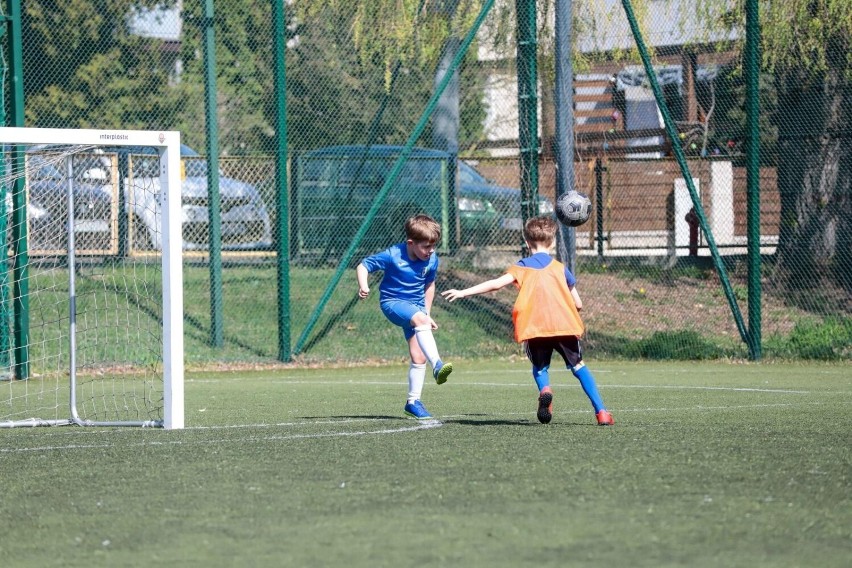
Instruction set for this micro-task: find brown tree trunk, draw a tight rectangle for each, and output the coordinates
[775,45,852,295]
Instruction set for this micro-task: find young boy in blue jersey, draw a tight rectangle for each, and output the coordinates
[356,214,454,420]
[442,215,613,426]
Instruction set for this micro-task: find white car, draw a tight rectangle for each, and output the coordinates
[100,144,273,251]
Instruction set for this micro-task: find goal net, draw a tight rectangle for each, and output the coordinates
[0,127,184,429]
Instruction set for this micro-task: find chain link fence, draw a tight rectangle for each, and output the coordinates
[2,0,849,368]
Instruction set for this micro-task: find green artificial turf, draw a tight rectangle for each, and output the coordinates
[1,360,849,567]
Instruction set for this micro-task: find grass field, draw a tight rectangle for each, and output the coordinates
[1,360,849,567]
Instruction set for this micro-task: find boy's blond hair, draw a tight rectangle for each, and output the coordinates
[405,214,441,243]
[523,215,558,247]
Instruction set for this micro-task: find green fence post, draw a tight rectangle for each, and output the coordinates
[621,0,751,349]
[8,0,27,379]
[516,0,539,252]
[273,0,291,362]
[745,0,762,360]
[0,14,10,372]
[203,0,223,348]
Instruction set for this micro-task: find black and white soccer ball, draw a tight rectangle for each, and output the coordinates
[555,191,592,227]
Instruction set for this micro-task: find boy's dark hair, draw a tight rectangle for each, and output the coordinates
[405,214,441,243]
[523,215,558,246]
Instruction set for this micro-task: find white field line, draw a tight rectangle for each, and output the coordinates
[2,386,848,454]
[3,399,849,455]
[187,365,849,382]
[607,385,812,394]
[190,377,816,395]
[442,399,851,419]
[2,397,847,450]
[0,419,443,453]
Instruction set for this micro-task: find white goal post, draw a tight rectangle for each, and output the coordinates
[0,127,184,429]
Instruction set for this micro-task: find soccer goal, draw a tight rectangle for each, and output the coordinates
[0,127,184,429]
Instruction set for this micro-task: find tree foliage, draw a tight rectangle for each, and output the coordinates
[295,0,482,75]
[570,0,851,290]
[20,0,189,130]
[14,0,486,155]
[9,0,850,291]
[758,0,852,77]
[283,0,486,152]
[755,0,850,289]
[177,0,280,153]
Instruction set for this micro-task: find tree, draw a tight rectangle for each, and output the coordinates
[283,1,486,153]
[18,1,485,156]
[176,0,282,154]
[170,0,485,154]
[761,1,852,294]
[562,0,851,295]
[17,0,847,296]
[21,0,189,130]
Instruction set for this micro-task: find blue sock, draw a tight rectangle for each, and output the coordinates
[571,362,605,413]
[532,364,550,392]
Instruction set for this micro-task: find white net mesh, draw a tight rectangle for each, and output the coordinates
[0,138,173,427]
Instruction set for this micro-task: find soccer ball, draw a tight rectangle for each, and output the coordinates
[555,191,592,227]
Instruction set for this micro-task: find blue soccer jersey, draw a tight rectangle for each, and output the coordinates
[360,243,439,306]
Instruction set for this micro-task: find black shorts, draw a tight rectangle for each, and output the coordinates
[524,336,583,370]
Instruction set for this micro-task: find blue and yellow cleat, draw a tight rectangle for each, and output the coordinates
[433,361,453,385]
[404,400,433,420]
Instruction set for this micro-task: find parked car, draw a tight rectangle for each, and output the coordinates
[293,145,553,252]
[455,158,555,243]
[97,144,273,251]
[2,150,116,254]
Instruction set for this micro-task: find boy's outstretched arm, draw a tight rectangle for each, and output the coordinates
[356,263,371,299]
[570,286,583,311]
[441,273,516,302]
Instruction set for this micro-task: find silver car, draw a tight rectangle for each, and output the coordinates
[101,144,272,251]
[6,151,116,254]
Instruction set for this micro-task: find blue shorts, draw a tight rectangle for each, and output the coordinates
[380,300,426,340]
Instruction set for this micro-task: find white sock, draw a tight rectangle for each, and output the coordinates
[413,325,441,369]
[407,363,427,403]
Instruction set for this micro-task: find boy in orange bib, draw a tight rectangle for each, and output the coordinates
[442,215,613,425]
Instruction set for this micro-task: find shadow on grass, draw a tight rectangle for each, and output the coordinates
[448,419,606,427]
[444,418,537,426]
[299,414,403,421]
[300,294,361,354]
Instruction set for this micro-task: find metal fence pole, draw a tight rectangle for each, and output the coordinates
[8,0,28,379]
[554,0,576,272]
[273,0,291,362]
[516,0,539,253]
[745,0,762,360]
[203,0,224,348]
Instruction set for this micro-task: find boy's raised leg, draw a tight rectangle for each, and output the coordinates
[413,325,453,384]
[433,361,453,385]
